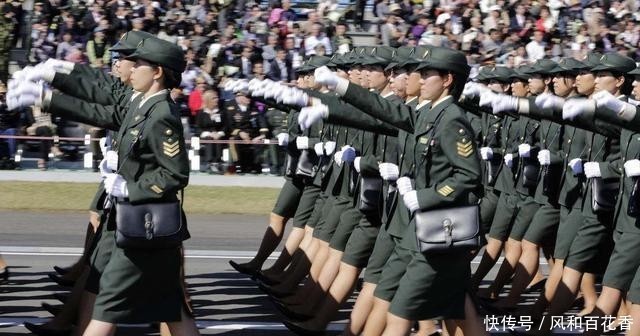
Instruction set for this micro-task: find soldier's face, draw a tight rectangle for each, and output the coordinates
[364,65,387,90]
[488,80,505,93]
[594,71,622,95]
[114,59,136,84]
[348,67,361,84]
[130,59,160,92]
[419,69,449,102]
[390,69,408,98]
[510,80,528,97]
[527,75,546,95]
[552,75,576,97]
[406,70,421,97]
[576,71,596,96]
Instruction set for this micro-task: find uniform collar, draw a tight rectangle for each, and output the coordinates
[139,89,169,108]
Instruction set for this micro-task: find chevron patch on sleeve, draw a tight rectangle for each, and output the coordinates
[456,138,474,157]
[437,185,454,197]
[163,141,180,157]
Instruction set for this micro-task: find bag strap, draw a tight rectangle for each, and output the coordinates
[411,108,447,180]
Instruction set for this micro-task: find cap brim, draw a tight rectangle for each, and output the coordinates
[385,62,398,71]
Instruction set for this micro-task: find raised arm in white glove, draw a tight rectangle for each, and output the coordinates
[593,90,637,121]
[568,158,583,174]
[624,159,640,177]
[479,90,498,108]
[104,173,129,198]
[298,103,328,130]
[562,98,595,120]
[379,162,400,181]
[535,93,565,110]
[538,149,551,165]
[43,58,75,74]
[584,162,601,178]
[282,88,309,106]
[491,94,519,114]
[24,63,56,83]
[314,66,342,90]
[480,147,493,161]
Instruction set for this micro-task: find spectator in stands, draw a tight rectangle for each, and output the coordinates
[239,46,255,79]
[381,11,406,47]
[330,22,353,54]
[0,82,19,169]
[526,29,546,61]
[86,27,111,69]
[267,47,292,82]
[304,23,332,56]
[24,106,62,170]
[189,76,209,124]
[196,89,228,174]
[0,3,15,83]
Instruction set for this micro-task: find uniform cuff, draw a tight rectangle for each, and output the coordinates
[335,78,350,96]
[517,98,530,115]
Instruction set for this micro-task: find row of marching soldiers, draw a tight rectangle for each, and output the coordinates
[227,45,640,336]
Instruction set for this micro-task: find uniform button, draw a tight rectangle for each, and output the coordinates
[568,140,572,144]
[543,140,546,144]
[623,157,626,161]
[520,137,524,141]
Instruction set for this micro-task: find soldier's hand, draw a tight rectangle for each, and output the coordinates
[340,145,356,163]
[535,93,565,110]
[584,162,601,178]
[98,158,110,178]
[296,136,309,149]
[402,190,420,213]
[298,104,328,130]
[324,141,336,155]
[263,83,282,99]
[518,144,531,158]
[223,78,237,91]
[491,94,518,114]
[334,150,344,166]
[247,78,262,93]
[396,176,413,195]
[354,157,362,173]
[562,98,595,120]
[314,142,325,156]
[480,147,493,161]
[504,153,514,168]
[314,66,338,87]
[568,158,583,174]
[105,150,118,171]
[594,90,637,121]
[478,90,498,108]
[276,133,289,146]
[538,149,551,165]
[282,87,309,106]
[233,80,250,94]
[24,63,56,83]
[7,81,45,110]
[104,173,128,198]
[624,159,640,177]
[44,58,75,74]
[379,162,399,181]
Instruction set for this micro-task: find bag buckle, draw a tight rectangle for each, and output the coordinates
[144,213,154,240]
[443,219,453,246]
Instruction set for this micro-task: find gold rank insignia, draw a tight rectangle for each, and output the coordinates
[130,129,139,136]
[457,138,474,157]
[151,185,163,194]
[419,137,429,144]
[163,141,180,157]
[437,185,454,197]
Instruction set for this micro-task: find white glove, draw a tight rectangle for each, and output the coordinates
[354,157,362,173]
[584,162,601,178]
[504,153,514,168]
[535,93,565,110]
[263,83,282,99]
[105,150,118,171]
[298,103,328,130]
[479,90,498,107]
[314,142,325,156]
[334,150,344,166]
[43,58,75,74]
[314,66,340,89]
[568,158,583,174]
[491,94,519,114]
[462,82,486,99]
[379,162,400,181]
[276,133,289,146]
[562,98,595,120]
[538,149,551,165]
[480,147,493,161]
[296,136,309,149]
[396,176,413,195]
[518,144,531,158]
[247,78,262,93]
[402,190,420,213]
[340,145,356,163]
[282,88,309,106]
[99,137,108,156]
[24,63,56,83]
[6,81,45,110]
[593,90,625,112]
[223,79,237,91]
[624,159,640,177]
[232,80,249,94]
[324,141,336,155]
[103,173,129,198]
[98,158,110,178]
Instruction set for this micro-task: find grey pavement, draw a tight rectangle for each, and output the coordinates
[0,169,285,188]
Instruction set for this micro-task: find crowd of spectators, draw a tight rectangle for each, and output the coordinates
[1,0,640,172]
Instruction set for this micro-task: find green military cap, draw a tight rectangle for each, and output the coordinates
[526,59,557,75]
[298,55,331,73]
[398,45,432,68]
[474,66,492,82]
[484,66,514,82]
[361,46,395,66]
[629,64,640,75]
[510,65,532,80]
[575,52,603,70]
[296,60,310,73]
[385,46,413,71]
[414,46,471,78]
[548,57,585,75]
[126,38,186,73]
[110,30,156,54]
[591,52,636,74]
[327,53,342,69]
[352,46,374,65]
